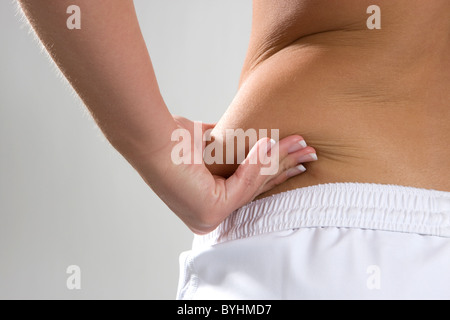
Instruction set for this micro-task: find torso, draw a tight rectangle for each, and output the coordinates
[207,0,450,198]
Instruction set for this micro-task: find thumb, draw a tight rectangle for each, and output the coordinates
[223,137,278,211]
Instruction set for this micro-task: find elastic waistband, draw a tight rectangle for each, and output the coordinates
[194,183,450,248]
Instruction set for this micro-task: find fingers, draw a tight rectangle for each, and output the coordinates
[222,137,277,211]
[278,138,317,178]
[256,136,317,195]
[222,135,317,209]
[195,135,317,234]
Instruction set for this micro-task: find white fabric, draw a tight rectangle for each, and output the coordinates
[177,183,450,300]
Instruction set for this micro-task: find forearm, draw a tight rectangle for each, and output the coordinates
[18,0,177,163]
[16,0,318,234]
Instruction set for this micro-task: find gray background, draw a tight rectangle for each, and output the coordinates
[0,0,252,299]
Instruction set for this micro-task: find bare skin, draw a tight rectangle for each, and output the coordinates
[207,0,450,198]
[17,0,449,233]
[17,0,319,234]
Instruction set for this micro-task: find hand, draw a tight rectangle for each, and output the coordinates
[138,115,318,235]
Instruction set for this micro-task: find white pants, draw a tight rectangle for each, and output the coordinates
[177,183,450,300]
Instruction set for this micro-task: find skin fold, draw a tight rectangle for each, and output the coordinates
[17,0,318,234]
[206,0,450,198]
[16,0,450,232]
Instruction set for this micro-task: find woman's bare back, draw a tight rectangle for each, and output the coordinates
[206,0,450,197]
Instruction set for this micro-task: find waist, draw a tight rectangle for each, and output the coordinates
[208,38,450,195]
[193,183,450,248]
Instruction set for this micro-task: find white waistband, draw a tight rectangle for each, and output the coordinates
[193,183,450,248]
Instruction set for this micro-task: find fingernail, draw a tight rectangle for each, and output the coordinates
[299,140,307,148]
[266,138,277,154]
[286,164,307,178]
[288,140,308,153]
[298,153,318,163]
